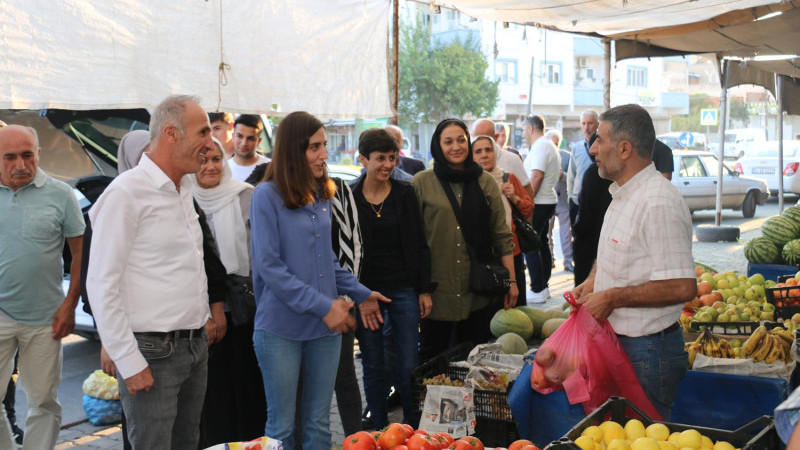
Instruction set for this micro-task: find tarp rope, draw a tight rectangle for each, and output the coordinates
[217,0,231,113]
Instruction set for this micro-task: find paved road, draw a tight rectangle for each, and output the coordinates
[9,194,797,448]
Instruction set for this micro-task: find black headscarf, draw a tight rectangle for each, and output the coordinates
[430,118,493,262]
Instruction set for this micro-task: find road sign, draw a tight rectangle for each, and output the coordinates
[700,109,718,126]
[678,131,695,148]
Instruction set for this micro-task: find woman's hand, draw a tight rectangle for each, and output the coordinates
[418,293,433,319]
[323,297,356,333]
[501,182,516,202]
[358,292,392,331]
[504,283,518,310]
[100,346,116,378]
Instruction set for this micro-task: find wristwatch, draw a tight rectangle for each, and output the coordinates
[340,295,353,304]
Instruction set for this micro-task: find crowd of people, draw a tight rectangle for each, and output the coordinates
[0,96,697,449]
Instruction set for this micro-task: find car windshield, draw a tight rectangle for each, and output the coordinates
[699,155,731,176]
[747,142,800,158]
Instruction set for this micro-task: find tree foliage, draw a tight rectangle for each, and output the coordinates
[671,94,749,131]
[399,14,499,126]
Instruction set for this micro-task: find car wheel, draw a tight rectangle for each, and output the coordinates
[696,224,740,242]
[741,191,757,218]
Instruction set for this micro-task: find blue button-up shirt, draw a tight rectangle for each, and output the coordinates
[250,181,371,340]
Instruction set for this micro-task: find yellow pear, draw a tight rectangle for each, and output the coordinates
[676,429,703,449]
[658,441,677,450]
[630,437,660,450]
[712,441,735,450]
[603,422,626,445]
[583,425,604,443]
[607,439,627,450]
[625,419,647,440]
[647,423,671,441]
[668,432,681,445]
[575,436,596,450]
[700,436,714,449]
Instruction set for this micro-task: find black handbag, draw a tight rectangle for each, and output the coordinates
[225,274,256,327]
[502,173,540,253]
[439,180,511,297]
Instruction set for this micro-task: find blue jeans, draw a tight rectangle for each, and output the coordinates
[617,326,687,420]
[356,286,420,429]
[253,330,341,450]
[118,330,208,450]
[524,203,556,293]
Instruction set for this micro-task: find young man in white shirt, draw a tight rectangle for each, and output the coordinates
[521,115,560,303]
[229,114,269,182]
[573,104,696,420]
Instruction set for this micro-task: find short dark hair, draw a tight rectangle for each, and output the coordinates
[599,104,655,159]
[208,112,233,124]
[524,115,545,133]
[358,128,398,158]
[234,114,264,134]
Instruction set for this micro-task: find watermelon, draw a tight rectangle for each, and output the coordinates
[783,239,800,266]
[783,206,800,223]
[514,306,548,337]
[761,215,800,246]
[541,318,566,338]
[490,309,533,340]
[495,332,528,354]
[744,236,782,264]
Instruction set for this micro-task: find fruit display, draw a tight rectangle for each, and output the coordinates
[767,273,800,311]
[684,266,776,326]
[685,325,796,367]
[490,309,534,340]
[685,328,736,367]
[342,424,496,450]
[490,305,569,341]
[743,206,800,265]
[422,374,465,387]
[573,419,737,450]
[495,332,528,355]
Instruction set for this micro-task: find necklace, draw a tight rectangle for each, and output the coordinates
[369,201,385,218]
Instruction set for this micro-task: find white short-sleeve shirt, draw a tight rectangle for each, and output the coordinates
[523,136,560,204]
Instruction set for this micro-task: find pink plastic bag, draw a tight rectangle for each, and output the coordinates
[530,292,663,420]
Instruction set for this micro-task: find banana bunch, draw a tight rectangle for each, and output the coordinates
[742,326,794,364]
[685,327,735,368]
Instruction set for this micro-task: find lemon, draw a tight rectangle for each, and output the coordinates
[600,420,623,434]
[583,425,604,443]
[658,441,677,450]
[603,422,626,445]
[712,441,735,450]
[676,429,703,449]
[700,436,714,449]
[575,436,597,450]
[630,437,660,450]
[625,419,647,440]
[607,438,627,450]
[668,432,681,444]
[646,423,671,441]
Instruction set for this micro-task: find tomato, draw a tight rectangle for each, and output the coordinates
[407,433,439,450]
[400,423,415,438]
[508,440,536,450]
[379,424,409,449]
[432,432,454,448]
[390,446,409,450]
[413,429,429,436]
[520,446,540,450]
[453,436,484,450]
[343,431,378,450]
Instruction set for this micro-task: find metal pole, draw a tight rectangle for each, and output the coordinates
[603,40,611,110]
[527,56,535,114]
[391,0,399,125]
[715,60,729,227]
[777,74,784,212]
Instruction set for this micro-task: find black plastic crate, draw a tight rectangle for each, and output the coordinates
[766,285,800,321]
[546,397,779,450]
[473,417,519,448]
[409,343,473,415]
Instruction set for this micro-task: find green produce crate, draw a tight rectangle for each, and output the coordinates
[546,397,778,450]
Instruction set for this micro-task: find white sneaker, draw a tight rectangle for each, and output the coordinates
[526,287,550,304]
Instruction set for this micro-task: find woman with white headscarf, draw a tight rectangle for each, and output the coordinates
[192,139,266,446]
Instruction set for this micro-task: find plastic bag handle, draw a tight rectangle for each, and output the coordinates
[563,291,579,309]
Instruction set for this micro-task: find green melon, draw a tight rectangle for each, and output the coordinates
[495,332,528,354]
[544,305,565,320]
[762,215,800,246]
[783,239,800,266]
[490,309,533,340]
[744,236,782,264]
[782,206,800,223]
[541,318,567,338]
[514,306,548,337]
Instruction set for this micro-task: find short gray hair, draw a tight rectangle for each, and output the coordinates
[581,109,599,121]
[149,94,201,144]
[26,126,40,148]
[544,129,562,146]
[599,104,655,159]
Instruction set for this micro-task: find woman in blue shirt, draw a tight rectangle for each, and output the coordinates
[250,111,390,449]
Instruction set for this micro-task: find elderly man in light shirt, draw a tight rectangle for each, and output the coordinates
[87,94,214,448]
[472,118,532,198]
[566,109,599,225]
[573,104,696,420]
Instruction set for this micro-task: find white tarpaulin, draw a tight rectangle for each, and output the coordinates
[0,0,392,118]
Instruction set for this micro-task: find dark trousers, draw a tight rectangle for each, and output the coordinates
[524,204,556,293]
[418,301,500,364]
[334,327,362,435]
[569,199,579,228]
[513,253,526,307]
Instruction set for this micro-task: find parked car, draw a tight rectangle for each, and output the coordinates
[733,140,800,196]
[326,164,361,182]
[657,132,706,151]
[672,150,769,218]
[707,128,767,160]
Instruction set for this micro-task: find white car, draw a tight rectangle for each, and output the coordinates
[733,140,800,196]
[672,151,769,218]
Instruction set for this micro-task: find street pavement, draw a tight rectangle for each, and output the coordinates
[27,197,796,448]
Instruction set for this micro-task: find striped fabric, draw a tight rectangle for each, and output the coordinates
[331,177,363,277]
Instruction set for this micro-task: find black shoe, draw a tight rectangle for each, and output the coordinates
[361,408,373,430]
[386,389,401,409]
[11,423,23,445]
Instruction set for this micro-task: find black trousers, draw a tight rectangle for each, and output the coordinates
[418,301,500,364]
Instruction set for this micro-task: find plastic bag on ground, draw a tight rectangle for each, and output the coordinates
[530,292,662,419]
[82,369,120,400]
[82,394,122,426]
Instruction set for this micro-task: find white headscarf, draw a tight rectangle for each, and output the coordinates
[472,135,512,228]
[191,138,253,276]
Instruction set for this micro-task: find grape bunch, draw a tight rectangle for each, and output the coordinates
[422,374,465,386]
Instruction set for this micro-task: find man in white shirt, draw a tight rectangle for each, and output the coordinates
[521,115,560,303]
[567,110,599,225]
[573,104,696,420]
[472,118,532,198]
[229,114,269,181]
[87,95,214,448]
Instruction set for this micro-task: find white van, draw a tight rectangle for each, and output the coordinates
[708,128,767,160]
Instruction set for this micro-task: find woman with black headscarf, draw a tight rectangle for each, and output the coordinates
[411,119,516,362]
